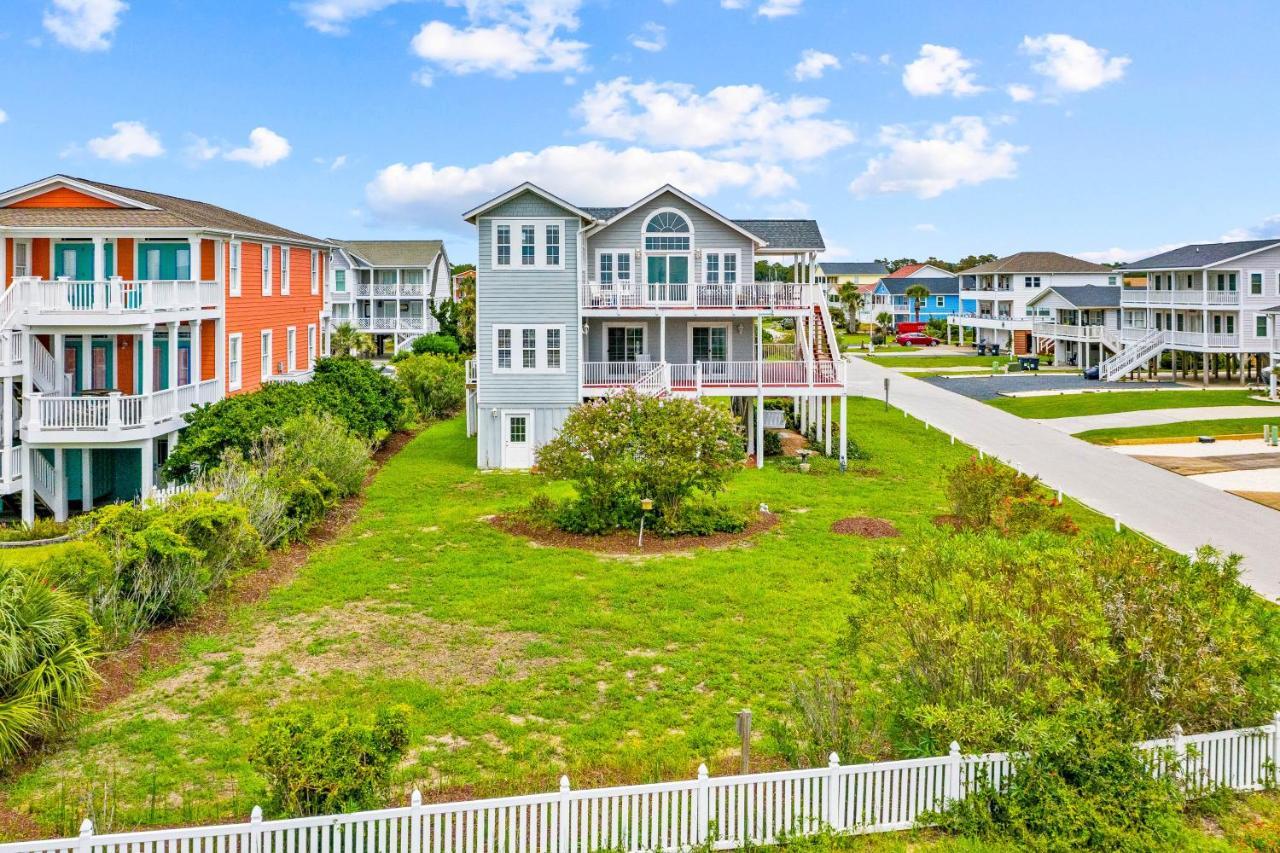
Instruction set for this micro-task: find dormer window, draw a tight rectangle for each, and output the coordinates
[644,210,691,252]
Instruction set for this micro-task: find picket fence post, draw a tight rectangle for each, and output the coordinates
[1272,711,1280,786]
[410,788,423,853]
[1171,724,1187,789]
[824,752,841,830]
[946,741,962,807]
[695,763,710,845]
[558,775,571,853]
[249,806,263,853]
[76,819,93,853]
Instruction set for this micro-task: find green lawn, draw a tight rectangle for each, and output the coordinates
[990,389,1278,420]
[1077,416,1280,444]
[864,355,1025,369]
[3,405,1116,836]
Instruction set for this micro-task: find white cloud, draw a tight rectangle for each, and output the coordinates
[792,49,840,81]
[43,0,127,51]
[294,0,405,34]
[1006,83,1035,102]
[315,154,349,170]
[576,77,855,161]
[758,0,802,17]
[85,121,163,162]
[720,0,745,7]
[366,142,795,226]
[878,53,892,66]
[185,135,220,162]
[1021,34,1129,93]
[1221,215,1280,242]
[850,116,1025,199]
[0,110,7,125]
[902,44,985,97]
[411,0,588,79]
[1074,244,1180,265]
[224,127,292,167]
[914,223,937,233]
[628,22,666,53]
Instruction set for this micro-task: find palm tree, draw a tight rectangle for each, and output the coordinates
[875,311,895,337]
[837,283,865,333]
[329,322,374,359]
[904,284,932,324]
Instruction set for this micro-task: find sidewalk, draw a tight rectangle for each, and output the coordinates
[1037,405,1280,434]
[845,358,1280,600]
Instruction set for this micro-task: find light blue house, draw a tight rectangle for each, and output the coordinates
[871,276,960,326]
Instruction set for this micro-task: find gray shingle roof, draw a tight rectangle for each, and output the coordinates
[1037,284,1123,308]
[329,239,443,268]
[877,276,959,296]
[819,261,887,276]
[1123,240,1280,270]
[576,207,825,250]
[580,206,624,220]
[962,251,1113,275]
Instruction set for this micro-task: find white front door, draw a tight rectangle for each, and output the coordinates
[501,411,534,469]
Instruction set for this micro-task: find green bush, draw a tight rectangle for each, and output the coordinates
[763,430,784,457]
[308,357,412,443]
[271,413,372,498]
[657,496,750,535]
[944,456,1076,536]
[251,705,411,817]
[0,564,98,766]
[535,390,743,534]
[395,353,466,420]
[0,518,69,542]
[410,334,460,356]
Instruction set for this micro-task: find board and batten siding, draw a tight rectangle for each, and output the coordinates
[585,192,755,283]
[474,190,583,467]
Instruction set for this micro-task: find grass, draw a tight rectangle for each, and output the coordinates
[1077,416,1280,444]
[0,541,78,571]
[864,355,1025,369]
[2,404,1118,837]
[989,388,1278,420]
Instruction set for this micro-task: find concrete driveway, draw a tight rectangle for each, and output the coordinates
[922,373,1181,402]
[1039,405,1280,434]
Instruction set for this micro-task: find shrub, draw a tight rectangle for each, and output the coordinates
[251,705,411,817]
[308,357,412,442]
[0,564,98,766]
[410,334,460,356]
[0,518,69,542]
[870,333,886,346]
[944,456,1076,535]
[657,496,751,536]
[843,533,1280,754]
[271,413,372,498]
[535,391,743,533]
[395,353,466,420]
[767,675,889,768]
[198,451,293,549]
[763,430,784,457]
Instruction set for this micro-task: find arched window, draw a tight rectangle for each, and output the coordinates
[643,210,692,252]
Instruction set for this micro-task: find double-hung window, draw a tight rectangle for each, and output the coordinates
[496,226,512,266]
[307,325,317,367]
[229,242,242,296]
[334,269,346,292]
[260,330,272,380]
[1024,276,1041,288]
[597,252,631,289]
[11,242,28,278]
[228,333,242,391]
[287,327,297,372]
[262,245,272,296]
[599,253,614,286]
[545,225,560,266]
[521,226,536,266]
[310,251,320,294]
[491,221,565,270]
[704,251,739,285]
[1251,272,1264,296]
[492,325,566,373]
[281,247,291,295]
[1257,315,1269,338]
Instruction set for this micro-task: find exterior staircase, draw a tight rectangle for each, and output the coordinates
[28,450,58,515]
[1099,330,1165,381]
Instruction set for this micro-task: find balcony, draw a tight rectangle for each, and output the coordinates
[581,359,844,396]
[12,277,221,325]
[1119,327,1241,351]
[23,378,222,443]
[947,313,1034,331]
[580,281,819,312]
[347,315,439,334]
[355,282,428,299]
[1121,288,1241,307]
[1033,321,1103,341]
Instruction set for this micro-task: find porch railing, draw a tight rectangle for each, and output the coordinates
[26,379,222,434]
[580,282,818,310]
[15,277,221,315]
[583,360,845,391]
[1121,288,1241,306]
[351,316,438,333]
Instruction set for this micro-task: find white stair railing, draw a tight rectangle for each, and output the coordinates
[629,362,670,397]
[28,449,57,511]
[1100,329,1165,381]
[30,338,62,394]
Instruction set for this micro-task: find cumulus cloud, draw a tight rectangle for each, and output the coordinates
[1074,244,1180,265]
[0,110,7,125]
[84,121,163,162]
[1021,34,1129,94]
[1006,83,1036,102]
[184,135,221,162]
[792,49,840,81]
[411,0,588,79]
[850,116,1025,199]
[1221,215,1280,242]
[366,142,795,226]
[576,77,855,162]
[225,127,292,167]
[43,0,127,51]
[902,44,985,97]
[293,0,406,34]
[720,0,801,16]
[628,22,666,52]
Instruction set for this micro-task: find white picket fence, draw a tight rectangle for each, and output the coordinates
[5,717,1277,853]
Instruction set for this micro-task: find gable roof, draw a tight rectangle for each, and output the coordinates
[887,263,953,278]
[1123,240,1280,271]
[1028,284,1123,309]
[461,182,595,223]
[329,239,444,268]
[820,261,887,276]
[877,276,959,296]
[734,219,824,251]
[962,252,1112,275]
[585,185,769,247]
[0,175,325,244]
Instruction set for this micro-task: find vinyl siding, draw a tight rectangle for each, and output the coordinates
[585,318,756,363]
[10,187,119,208]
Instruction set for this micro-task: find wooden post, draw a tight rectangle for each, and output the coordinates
[838,394,847,472]
[737,710,752,772]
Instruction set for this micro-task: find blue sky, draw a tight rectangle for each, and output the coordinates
[3,0,1279,265]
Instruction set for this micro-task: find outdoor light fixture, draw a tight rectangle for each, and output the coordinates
[638,497,654,547]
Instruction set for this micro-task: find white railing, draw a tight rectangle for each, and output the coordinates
[10,718,1277,853]
[16,278,220,315]
[29,450,56,507]
[631,363,670,397]
[355,282,428,299]
[1122,288,1241,307]
[583,360,844,391]
[580,282,818,310]
[1101,329,1166,380]
[31,338,62,394]
[1033,322,1103,341]
[352,316,439,334]
[26,380,221,435]
[465,359,477,384]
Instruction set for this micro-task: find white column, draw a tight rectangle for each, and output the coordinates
[214,318,226,391]
[53,333,65,391]
[20,446,33,526]
[0,234,6,288]
[1,376,11,463]
[80,334,91,391]
[745,402,755,458]
[659,315,666,364]
[92,235,105,282]
[838,395,848,471]
[53,447,67,522]
[824,394,832,456]
[140,439,154,501]
[191,319,203,384]
[141,324,155,394]
[188,235,202,281]
[80,449,92,511]
[755,392,764,470]
[167,321,179,391]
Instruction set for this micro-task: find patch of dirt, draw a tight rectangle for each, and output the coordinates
[776,429,808,457]
[933,514,966,532]
[490,511,780,556]
[830,516,900,538]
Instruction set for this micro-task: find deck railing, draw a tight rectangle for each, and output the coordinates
[1121,288,1241,307]
[7,717,1276,853]
[26,379,221,435]
[16,278,221,315]
[580,282,818,310]
[582,360,845,392]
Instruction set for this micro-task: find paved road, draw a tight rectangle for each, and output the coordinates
[846,357,1280,600]
[1039,406,1280,434]
[920,373,1181,401]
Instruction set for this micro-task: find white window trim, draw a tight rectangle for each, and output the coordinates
[261,330,273,380]
[595,250,635,288]
[687,322,733,363]
[307,324,317,367]
[262,244,273,297]
[1248,270,1264,296]
[641,207,696,241]
[602,322,649,363]
[287,326,297,372]
[491,324,567,374]
[702,249,740,286]
[281,246,291,295]
[311,250,320,295]
[229,241,242,297]
[489,219,565,271]
[228,333,243,391]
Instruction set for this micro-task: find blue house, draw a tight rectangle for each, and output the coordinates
[871,276,960,326]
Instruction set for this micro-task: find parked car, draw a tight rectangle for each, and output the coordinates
[895,332,941,347]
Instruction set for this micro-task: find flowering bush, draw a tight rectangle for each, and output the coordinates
[944,456,1076,535]
[535,391,743,533]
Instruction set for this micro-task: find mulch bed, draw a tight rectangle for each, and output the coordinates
[829,516,901,538]
[491,510,779,555]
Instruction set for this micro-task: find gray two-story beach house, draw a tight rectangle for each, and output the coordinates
[462,183,849,470]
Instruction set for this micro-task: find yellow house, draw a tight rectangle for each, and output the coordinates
[817,261,889,328]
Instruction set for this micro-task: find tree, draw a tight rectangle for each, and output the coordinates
[877,257,918,274]
[874,311,895,336]
[430,298,460,340]
[329,322,373,358]
[451,272,477,352]
[904,284,931,323]
[837,282,865,332]
[754,261,794,283]
[953,253,996,271]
